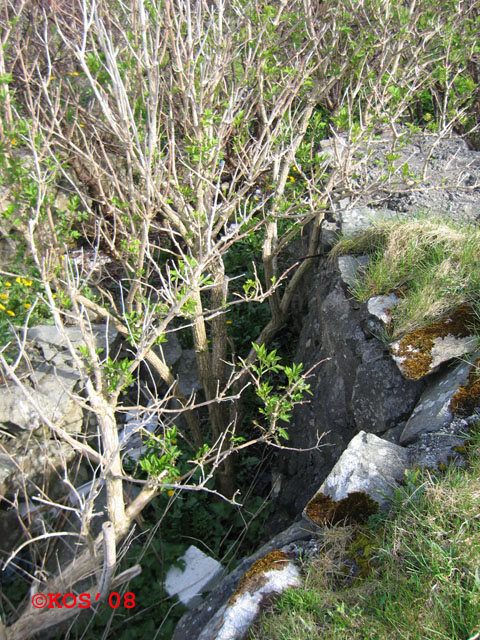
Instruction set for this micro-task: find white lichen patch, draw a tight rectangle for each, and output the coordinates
[214,563,301,640]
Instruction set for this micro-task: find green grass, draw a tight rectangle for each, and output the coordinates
[250,433,480,640]
[331,214,480,338]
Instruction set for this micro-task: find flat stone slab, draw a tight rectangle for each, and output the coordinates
[0,375,83,433]
[303,431,409,516]
[165,545,223,609]
[399,360,473,444]
[390,306,478,379]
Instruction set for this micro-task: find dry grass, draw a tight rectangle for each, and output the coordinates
[250,438,480,640]
[332,214,480,338]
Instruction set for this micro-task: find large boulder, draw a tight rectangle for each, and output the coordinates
[303,431,409,520]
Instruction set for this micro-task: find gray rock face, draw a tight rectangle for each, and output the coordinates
[361,133,480,224]
[0,364,83,433]
[340,206,400,236]
[0,322,116,498]
[154,331,182,367]
[400,360,473,444]
[351,347,418,433]
[407,416,472,470]
[337,255,370,289]
[304,431,409,513]
[28,323,117,361]
[277,261,422,516]
[175,349,202,396]
[0,430,76,498]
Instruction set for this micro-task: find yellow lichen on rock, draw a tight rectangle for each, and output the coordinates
[450,356,480,416]
[229,550,291,604]
[391,305,477,379]
[305,491,379,527]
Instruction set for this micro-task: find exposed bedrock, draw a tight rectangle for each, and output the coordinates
[274,258,424,517]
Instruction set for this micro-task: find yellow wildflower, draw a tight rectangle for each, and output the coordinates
[79,123,84,128]
[167,490,174,497]
[0,294,8,300]
[15,277,21,284]
[10,139,17,146]
[22,279,32,286]
[4,282,11,287]
[0,304,5,311]
[6,310,15,316]
[293,166,299,172]
[289,176,295,182]
[24,303,31,309]
[226,320,232,324]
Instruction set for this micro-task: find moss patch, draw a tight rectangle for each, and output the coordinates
[391,305,476,379]
[230,550,291,604]
[305,491,379,527]
[450,356,480,417]
[345,530,379,578]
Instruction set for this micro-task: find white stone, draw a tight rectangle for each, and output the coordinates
[197,558,301,640]
[165,545,223,609]
[304,431,409,515]
[367,293,399,325]
[212,564,301,640]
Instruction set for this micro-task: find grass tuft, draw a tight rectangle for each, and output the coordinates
[331,214,480,338]
[250,427,480,640]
